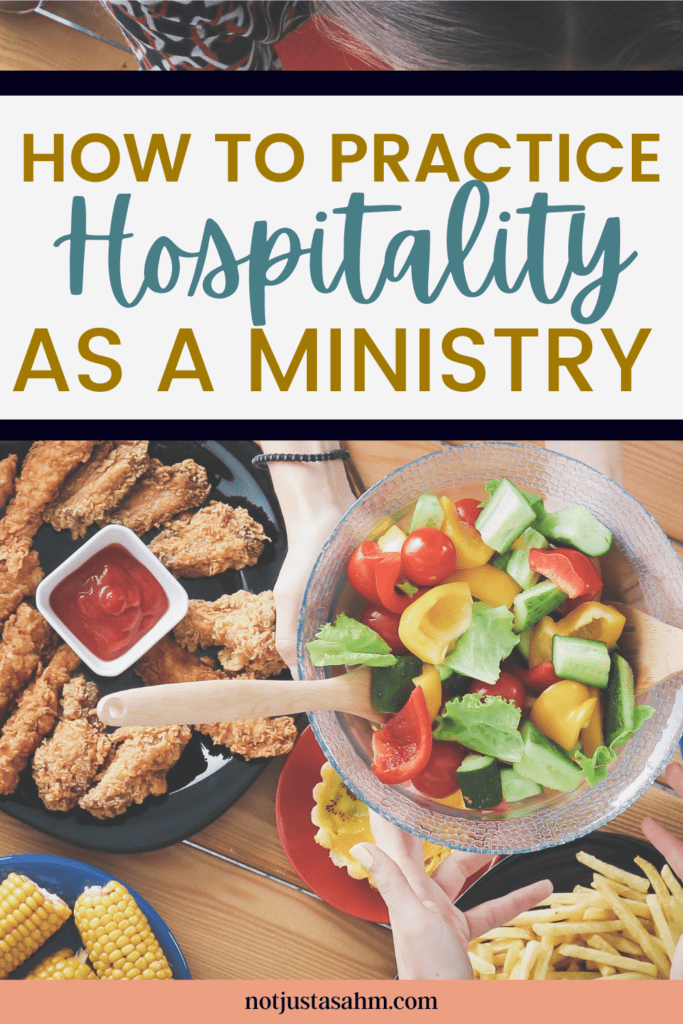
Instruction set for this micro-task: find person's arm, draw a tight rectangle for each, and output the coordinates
[351,811,552,980]
[544,441,623,484]
[260,441,356,675]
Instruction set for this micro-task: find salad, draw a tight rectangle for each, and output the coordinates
[307,478,655,812]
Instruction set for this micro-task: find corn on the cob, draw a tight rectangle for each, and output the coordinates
[0,873,71,978]
[74,881,172,980]
[24,947,97,980]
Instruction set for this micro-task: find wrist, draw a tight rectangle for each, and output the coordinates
[259,441,356,512]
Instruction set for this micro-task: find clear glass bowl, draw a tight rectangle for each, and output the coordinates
[297,443,683,855]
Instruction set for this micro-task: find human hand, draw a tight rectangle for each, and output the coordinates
[259,441,356,676]
[641,761,683,980]
[351,810,552,980]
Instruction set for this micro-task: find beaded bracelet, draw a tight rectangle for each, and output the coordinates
[252,449,351,470]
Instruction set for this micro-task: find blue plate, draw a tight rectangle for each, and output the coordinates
[0,854,191,979]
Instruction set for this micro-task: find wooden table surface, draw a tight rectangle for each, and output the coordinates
[0,2,135,71]
[0,440,682,980]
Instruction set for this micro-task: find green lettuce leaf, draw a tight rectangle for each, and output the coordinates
[443,602,519,685]
[608,703,656,749]
[433,693,524,762]
[307,614,397,668]
[574,745,618,787]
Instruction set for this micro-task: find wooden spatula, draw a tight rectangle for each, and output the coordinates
[97,667,387,727]
[610,602,683,693]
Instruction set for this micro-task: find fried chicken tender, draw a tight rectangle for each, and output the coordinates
[196,717,297,760]
[0,441,99,573]
[44,441,150,539]
[0,549,44,624]
[78,725,191,819]
[32,676,111,812]
[0,455,17,508]
[0,645,80,795]
[101,458,210,535]
[60,676,102,722]
[135,636,295,760]
[174,591,286,678]
[149,501,267,578]
[0,603,54,725]
[135,635,225,688]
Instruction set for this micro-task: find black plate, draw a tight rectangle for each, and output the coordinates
[0,440,288,853]
[456,831,666,913]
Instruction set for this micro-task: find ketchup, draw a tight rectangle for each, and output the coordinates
[50,544,169,661]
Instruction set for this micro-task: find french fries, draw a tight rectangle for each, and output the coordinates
[468,848,683,980]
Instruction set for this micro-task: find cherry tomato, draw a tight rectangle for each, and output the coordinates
[468,670,526,711]
[347,541,383,603]
[456,498,482,528]
[359,604,409,656]
[401,528,458,586]
[412,740,466,798]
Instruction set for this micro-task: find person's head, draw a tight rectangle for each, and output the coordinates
[314,1,683,70]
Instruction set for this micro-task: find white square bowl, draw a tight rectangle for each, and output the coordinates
[36,524,189,677]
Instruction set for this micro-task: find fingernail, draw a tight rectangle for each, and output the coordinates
[350,844,374,870]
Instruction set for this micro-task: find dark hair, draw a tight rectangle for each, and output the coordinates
[314,1,683,70]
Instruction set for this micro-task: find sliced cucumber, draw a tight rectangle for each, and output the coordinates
[410,494,445,531]
[516,627,533,666]
[474,478,536,554]
[504,527,549,590]
[604,652,636,747]
[440,668,471,697]
[372,656,422,713]
[552,635,610,689]
[457,754,503,809]
[512,580,565,632]
[536,506,613,557]
[515,720,583,792]
[494,551,511,573]
[500,767,544,803]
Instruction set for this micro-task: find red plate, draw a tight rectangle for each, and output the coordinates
[275,726,499,924]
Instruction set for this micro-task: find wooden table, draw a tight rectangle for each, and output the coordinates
[0,2,135,71]
[0,440,682,980]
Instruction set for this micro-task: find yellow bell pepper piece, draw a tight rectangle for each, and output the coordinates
[530,681,598,751]
[398,583,472,664]
[377,524,407,552]
[413,663,442,722]
[555,601,625,648]
[528,601,625,668]
[447,564,522,609]
[439,496,494,569]
[529,616,559,667]
[580,689,604,757]
[431,789,465,808]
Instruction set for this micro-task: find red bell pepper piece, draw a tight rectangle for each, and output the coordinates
[520,660,560,693]
[502,656,559,693]
[528,548,602,601]
[347,542,412,614]
[373,551,413,614]
[371,686,433,785]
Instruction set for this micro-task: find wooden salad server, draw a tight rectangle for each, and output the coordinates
[609,602,683,693]
[96,667,388,727]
